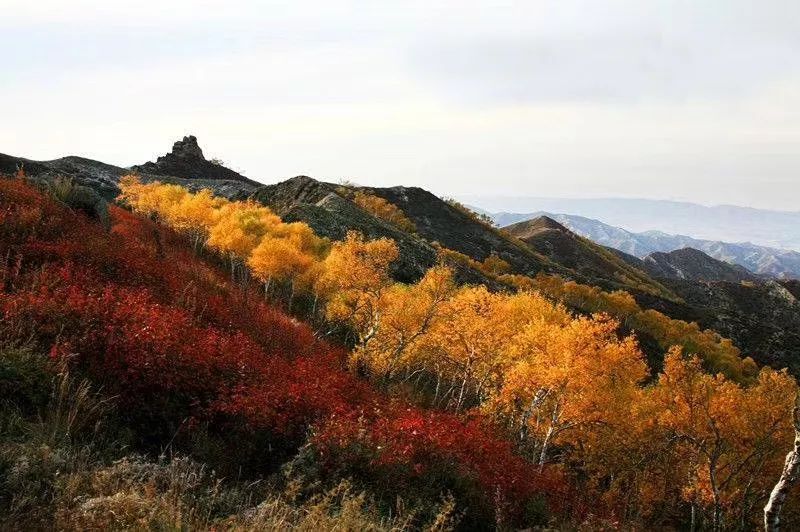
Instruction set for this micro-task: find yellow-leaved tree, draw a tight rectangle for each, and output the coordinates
[315,231,399,345]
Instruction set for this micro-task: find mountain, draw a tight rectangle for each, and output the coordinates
[641,248,757,283]
[503,216,676,297]
[0,136,261,201]
[492,211,800,279]
[3,136,799,374]
[641,278,800,374]
[474,197,800,251]
[131,135,256,183]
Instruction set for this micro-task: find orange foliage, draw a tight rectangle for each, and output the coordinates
[106,176,800,528]
[530,274,758,382]
[352,191,416,232]
[2,176,552,528]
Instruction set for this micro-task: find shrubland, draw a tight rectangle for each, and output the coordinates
[1,174,798,530]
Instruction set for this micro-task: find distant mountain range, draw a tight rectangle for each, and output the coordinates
[488,211,800,280]
[462,196,800,252]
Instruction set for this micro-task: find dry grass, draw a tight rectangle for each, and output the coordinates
[0,345,457,531]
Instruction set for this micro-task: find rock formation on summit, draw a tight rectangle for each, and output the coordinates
[132,135,254,183]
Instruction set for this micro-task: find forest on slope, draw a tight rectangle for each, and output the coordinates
[3,170,799,530]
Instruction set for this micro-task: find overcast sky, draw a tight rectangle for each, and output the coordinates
[2,0,799,210]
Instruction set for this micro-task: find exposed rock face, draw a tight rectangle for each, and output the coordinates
[642,247,757,283]
[251,176,500,286]
[172,135,205,158]
[0,145,260,202]
[132,136,255,183]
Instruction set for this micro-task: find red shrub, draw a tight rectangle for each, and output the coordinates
[0,177,557,526]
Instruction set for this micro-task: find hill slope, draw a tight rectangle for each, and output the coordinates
[3,136,798,376]
[642,278,800,373]
[3,168,799,529]
[493,211,800,279]
[251,176,496,285]
[503,216,676,297]
[642,248,757,283]
[0,176,544,529]
[479,197,800,251]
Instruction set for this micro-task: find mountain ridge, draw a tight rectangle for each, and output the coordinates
[490,210,800,279]
[642,248,758,283]
[3,136,799,373]
[472,197,800,251]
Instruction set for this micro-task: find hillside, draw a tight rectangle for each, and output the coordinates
[255,178,578,280]
[503,216,676,298]
[493,211,800,279]
[3,136,798,374]
[499,216,800,372]
[0,176,547,530]
[650,278,800,374]
[7,135,800,371]
[4,171,800,529]
[642,248,757,283]
[251,176,502,286]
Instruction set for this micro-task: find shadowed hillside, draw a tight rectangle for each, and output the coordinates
[504,216,677,298]
[642,248,757,283]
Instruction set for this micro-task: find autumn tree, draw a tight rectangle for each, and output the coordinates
[119,175,188,219]
[485,313,647,466]
[352,191,416,233]
[248,222,327,304]
[349,265,457,383]
[643,349,796,530]
[167,188,228,249]
[315,231,399,345]
[480,253,512,277]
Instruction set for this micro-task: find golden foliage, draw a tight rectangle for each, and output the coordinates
[116,177,800,528]
[315,231,399,342]
[529,274,758,383]
[119,176,326,295]
[353,191,416,233]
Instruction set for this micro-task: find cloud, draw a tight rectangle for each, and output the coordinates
[1,0,799,210]
[407,1,800,104]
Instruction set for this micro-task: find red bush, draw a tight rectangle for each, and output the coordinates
[0,177,555,526]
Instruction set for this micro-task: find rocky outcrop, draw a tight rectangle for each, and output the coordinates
[0,137,261,201]
[251,176,502,286]
[132,135,256,183]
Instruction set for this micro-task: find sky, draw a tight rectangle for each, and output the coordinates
[1,0,799,211]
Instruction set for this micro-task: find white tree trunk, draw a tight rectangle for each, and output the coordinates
[765,398,800,531]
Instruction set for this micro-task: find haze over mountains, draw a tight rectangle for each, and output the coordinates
[481,210,800,280]
[466,197,800,252]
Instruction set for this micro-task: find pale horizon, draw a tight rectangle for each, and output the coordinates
[3,0,799,211]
